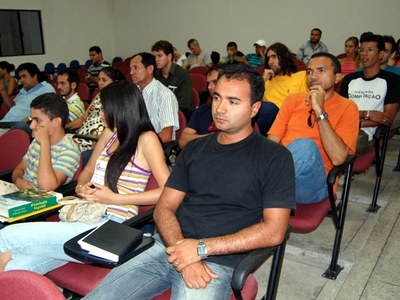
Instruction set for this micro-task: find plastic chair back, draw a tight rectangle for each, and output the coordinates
[189,73,207,93]
[0,129,30,173]
[0,270,65,300]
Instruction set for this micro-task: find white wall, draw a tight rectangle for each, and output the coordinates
[1,0,399,70]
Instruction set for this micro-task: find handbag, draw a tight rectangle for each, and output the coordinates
[58,196,107,224]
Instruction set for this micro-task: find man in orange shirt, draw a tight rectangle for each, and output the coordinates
[268,52,359,204]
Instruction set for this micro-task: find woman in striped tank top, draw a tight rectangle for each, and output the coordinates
[0,81,170,275]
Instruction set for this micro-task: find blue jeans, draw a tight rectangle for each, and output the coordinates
[84,235,234,300]
[0,214,122,274]
[287,138,328,204]
[256,101,279,136]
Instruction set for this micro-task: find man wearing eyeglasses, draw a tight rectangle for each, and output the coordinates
[340,33,400,153]
[268,52,359,204]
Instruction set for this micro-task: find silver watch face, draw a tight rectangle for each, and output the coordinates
[197,240,208,257]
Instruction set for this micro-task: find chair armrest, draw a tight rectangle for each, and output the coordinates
[163,140,181,166]
[0,170,13,182]
[326,155,356,187]
[73,134,99,142]
[55,181,78,197]
[231,227,291,295]
[122,207,155,228]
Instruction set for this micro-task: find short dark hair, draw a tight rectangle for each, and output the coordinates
[89,46,102,54]
[16,62,40,78]
[226,41,238,49]
[57,68,79,90]
[0,61,15,73]
[383,35,397,54]
[207,63,228,76]
[309,52,341,74]
[187,38,199,48]
[360,33,385,52]
[311,28,322,35]
[266,43,297,75]
[132,52,156,75]
[219,64,265,105]
[30,93,69,127]
[151,40,174,56]
[100,66,125,81]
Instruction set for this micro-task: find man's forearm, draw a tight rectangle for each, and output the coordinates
[154,204,184,247]
[318,120,348,165]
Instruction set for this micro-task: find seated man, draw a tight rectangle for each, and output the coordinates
[84,46,110,92]
[85,64,295,299]
[129,52,179,143]
[186,39,213,69]
[340,33,400,154]
[257,42,308,136]
[56,69,85,123]
[268,53,359,204]
[0,63,54,122]
[179,64,222,148]
[220,41,246,64]
[245,39,267,68]
[11,93,81,192]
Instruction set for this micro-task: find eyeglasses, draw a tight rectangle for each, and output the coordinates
[358,47,378,54]
[307,109,315,128]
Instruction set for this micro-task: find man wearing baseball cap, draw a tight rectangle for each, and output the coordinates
[245,39,267,68]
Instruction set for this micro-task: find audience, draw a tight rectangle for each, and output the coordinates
[7,93,80,192]
[130,52,179,142]
[268,52,359,203]
[0,81,170,275]
[219,41,246,64]
[179,64,224,148]
[68,67,124,164]
[338,36,361,75]
[389,38,400,66]
[0,63,54,122]
[245,39,267,68]
[0,61,17,105]
[84,63,295,300]
[173,47,188,69]
[297,28,329,63]
[257,42,308,136]
[340,33,400,154]
[56,69,85,122]
[152,40,193,118]
[85,46,110,95]
[186,39,213,69]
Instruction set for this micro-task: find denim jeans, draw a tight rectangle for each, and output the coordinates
[256,101,279,136]
[84,235,234,300]
[0,214,121,274]
[287,138,328,204]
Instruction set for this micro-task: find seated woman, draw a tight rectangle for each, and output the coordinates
[389,38,400,66]
[0,80,170,275]
[0,61,17,105]
[67,67,124,164]
[338,37,361,75]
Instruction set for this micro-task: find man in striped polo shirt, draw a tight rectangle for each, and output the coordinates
[12,93,80,191]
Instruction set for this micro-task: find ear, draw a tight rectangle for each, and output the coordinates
[334,73,343,85]
[52,116,62,128]
[251,101,262,118]
[167,53,173,62]
[71,82,77,91]
[147,65,154,76]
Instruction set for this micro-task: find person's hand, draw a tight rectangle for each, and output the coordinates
[368,111,392,125]
[180,262,219,289]
[79,182,115,204]
[14,177,34,191]
[306,85,325,115]
[32,126,50,145]
[262,69,274,81]
[75,182,97,198]
[166,238,201,272]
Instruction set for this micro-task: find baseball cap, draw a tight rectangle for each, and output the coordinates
[253,39,267,47]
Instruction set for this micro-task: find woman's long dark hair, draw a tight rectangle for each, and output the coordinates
[99,80,155,192]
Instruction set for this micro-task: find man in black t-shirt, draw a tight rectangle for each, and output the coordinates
[85,64,295,300]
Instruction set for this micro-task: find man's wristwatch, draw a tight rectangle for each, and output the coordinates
[197,239,208,259]
[316,112,328,122]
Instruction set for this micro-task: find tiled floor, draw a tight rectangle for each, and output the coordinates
[255,137,400,300]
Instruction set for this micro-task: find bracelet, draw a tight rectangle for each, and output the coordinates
[366,110,370,120]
